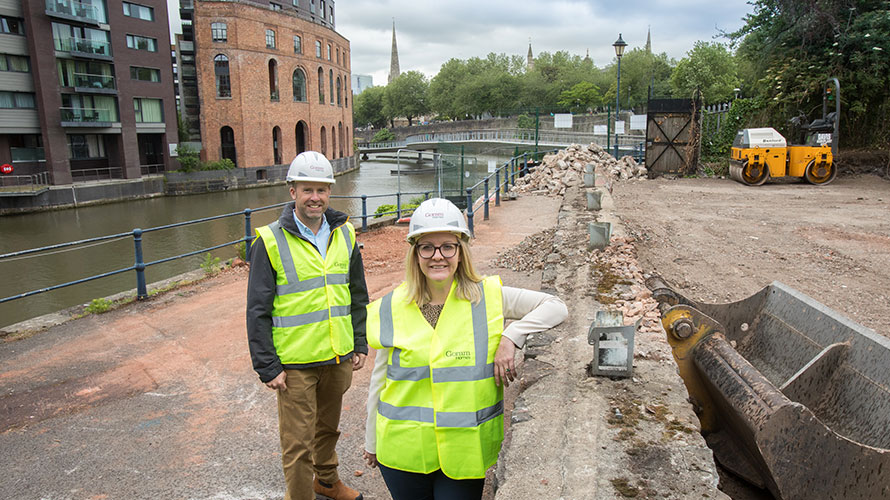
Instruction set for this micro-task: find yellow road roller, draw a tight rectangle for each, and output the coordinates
[730,78,839,186]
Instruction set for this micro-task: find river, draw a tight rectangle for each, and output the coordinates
[0,146,526,328]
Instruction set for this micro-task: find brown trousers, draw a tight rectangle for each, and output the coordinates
[277,361,353,500]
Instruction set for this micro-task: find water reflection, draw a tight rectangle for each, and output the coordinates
[0,146,522,327]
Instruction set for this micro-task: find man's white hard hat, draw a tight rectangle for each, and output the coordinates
[286,151,335,184]
[406,198,471,243]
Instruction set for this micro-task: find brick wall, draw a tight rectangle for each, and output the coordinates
[195,0,353,168]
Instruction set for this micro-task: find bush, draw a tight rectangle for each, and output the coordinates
[200,252,221,276]
[176,144,200,172]
[201,158,235,171]
[374,203,419,219]
[85,297,113,314]
[371,129,396,143]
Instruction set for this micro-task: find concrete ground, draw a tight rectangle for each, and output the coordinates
[0,187,724,499]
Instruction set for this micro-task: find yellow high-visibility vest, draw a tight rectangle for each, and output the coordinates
[255,219,355,364]
[367,276,504,479]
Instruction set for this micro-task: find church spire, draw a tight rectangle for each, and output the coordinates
[527,38,534,72]
[388,19,400,84]
[645,26,651,53]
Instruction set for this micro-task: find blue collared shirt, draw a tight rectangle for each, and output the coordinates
[293,210,331,260]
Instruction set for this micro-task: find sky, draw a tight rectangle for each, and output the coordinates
[167,0,754,86]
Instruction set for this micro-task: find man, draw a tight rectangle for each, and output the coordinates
[247,151,367,500]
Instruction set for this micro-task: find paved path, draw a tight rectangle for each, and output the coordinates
[0,194,562,500]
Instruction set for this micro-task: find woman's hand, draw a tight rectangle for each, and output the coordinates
[494,336,517,387]
[363,451,378,467]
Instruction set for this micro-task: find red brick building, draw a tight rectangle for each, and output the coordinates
[187,0,352,168]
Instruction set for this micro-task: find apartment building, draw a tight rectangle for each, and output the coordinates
[0,0,177,185]
[179,0,353,167]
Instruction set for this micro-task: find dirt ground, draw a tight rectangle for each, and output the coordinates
[609,173,890,339]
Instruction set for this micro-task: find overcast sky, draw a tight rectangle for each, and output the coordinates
[167,0,754,86]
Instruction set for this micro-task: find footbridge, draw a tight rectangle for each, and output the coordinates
[358,128,644,159]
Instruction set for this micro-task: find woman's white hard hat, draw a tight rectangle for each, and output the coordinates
[406,198,471,243]
[286,151,335,184]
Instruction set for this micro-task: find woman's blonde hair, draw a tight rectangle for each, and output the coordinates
[404,235,483,306]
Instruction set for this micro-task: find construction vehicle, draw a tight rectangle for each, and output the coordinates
[730,78,840,186]
[646,276,890,499]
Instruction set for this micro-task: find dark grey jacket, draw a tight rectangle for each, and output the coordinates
[246,202,369,383]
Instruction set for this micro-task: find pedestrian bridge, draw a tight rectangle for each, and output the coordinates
[357,128,644,156]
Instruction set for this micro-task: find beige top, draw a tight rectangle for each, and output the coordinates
[364,285,568,453]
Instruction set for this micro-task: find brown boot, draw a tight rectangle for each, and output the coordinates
[313,478,363,500]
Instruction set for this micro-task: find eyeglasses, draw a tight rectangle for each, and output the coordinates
[417,242,459,259]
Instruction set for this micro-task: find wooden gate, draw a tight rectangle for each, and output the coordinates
[645,98,701,177]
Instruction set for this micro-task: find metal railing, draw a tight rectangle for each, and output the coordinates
[74,72,115,90]
[0,150,563,308]
[140,164,165,175]
[71,167,123,181]
[0,172,50,192]
[46,0,103,22]
[55,37,112,57]
[60,106,116,123]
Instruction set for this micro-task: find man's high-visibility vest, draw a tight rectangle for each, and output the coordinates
[367,276,504,479]
[255,219,355,364]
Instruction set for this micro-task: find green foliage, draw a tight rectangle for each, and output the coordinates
[176,144,200,172]
[373,203,419,218]
[730,0,890,148]
[200,252,221,276]
[353,85,389,129]
[201,158,235,171]
[702,98,765,157]
[85,297,113,314]
[670,41,740,104]
[384,71,429,126]
[517,113,536,129]
[557,81,602,113]
[234,241,247,261]
[371,128,396,143]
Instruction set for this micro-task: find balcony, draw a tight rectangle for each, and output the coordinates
[73,72,116,93]
[45,0,104,25]
[55,37,112,60]
[60,106,116,127]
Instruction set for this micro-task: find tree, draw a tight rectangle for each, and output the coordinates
[428,58,468,119]
[384,71,429,126]
[670,41,739,104]
[353,85,388,129]
[557,81,602,113]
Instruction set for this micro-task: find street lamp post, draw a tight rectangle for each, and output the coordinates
[613,33,627,158]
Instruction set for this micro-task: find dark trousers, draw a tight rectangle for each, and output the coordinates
[378,463,485,500]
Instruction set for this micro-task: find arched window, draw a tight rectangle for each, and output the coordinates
[320,126,328,156]
[328,69,334,105]
[346,126,350,155]
[295,121,307,154]
[331,126,337,158]
[338,122,344,158]
[220,126,236,166]
[336,76,341,107]
[317,67,324,104]
[292,68,306,102]
[268,59,279,101]
[272,126,281,164]
[214,54,230,98]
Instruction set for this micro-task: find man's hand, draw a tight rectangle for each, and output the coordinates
[265,370,287,391]
[352,353,366,371]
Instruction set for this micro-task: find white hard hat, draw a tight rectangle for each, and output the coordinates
[286,151,335,184]
[406,198,471,243]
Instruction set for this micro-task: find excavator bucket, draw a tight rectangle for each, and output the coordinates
[646,277,890,499]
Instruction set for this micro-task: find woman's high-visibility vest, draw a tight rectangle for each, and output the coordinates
[367,276,504,479]
[255,220,355,364]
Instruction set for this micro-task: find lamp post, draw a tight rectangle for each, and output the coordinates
[613,33,627,158]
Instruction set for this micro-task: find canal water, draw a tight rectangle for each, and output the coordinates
[0,145,528,328]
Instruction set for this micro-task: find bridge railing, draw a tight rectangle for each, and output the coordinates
[356,140,406,150]
[405,128,644,147]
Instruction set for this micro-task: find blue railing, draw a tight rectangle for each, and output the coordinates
[0,150,557,307]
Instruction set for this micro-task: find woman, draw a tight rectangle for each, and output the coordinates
[363,198,568,499]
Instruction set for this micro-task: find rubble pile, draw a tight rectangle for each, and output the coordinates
[588,236,662,334]
[509,143,648,197]
[492,228,557,272]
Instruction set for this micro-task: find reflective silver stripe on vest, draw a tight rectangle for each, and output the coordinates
[436,400,504,428]
[273,304,351,328]
[378,401,434,423]
[432,285,490,383]
[271,222,351,295]
[379,291,431,380]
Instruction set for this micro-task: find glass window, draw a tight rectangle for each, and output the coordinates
[0,91,35,108]
[123,2,154,21]
[61,94,118,122]
[310,0,316,14]
[67,134,106,159]
[0,16,24,35]
[57,59,114,88]
[329,69,333,105]
[134,98,163,122]
[315,41,321,58]
[215,55,231,97]
[130,66,160,82]
[293,35,301,54]
[329,6,334,26]
[211,22,227,42]
[0,55,29,72]
[326,44,331,60]
[271,3,281,10]
[292,69,306,102]
[126,34,157,52]
[266,29,276,49]
[318,67,324,103]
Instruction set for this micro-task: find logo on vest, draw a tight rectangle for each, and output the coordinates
[445,350,471,360]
